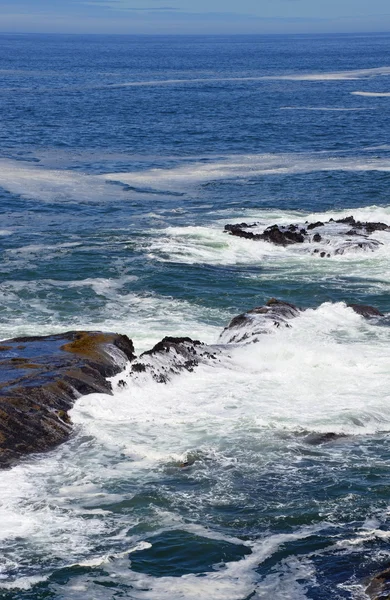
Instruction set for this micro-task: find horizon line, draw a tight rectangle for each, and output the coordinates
[1,30,390,36]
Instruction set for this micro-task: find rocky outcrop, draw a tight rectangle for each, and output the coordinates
[219,298,301,344]
[0,299,386,467]
[303,432,348,445]
[0,331,135,468]
[348,304,384,318]
[365,567,390,599]
[224,216,390,256]
[128,337,224,384]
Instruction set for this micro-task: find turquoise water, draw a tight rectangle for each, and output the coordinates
[1,33,390,598]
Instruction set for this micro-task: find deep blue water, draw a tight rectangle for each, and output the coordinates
[1,33,390,599]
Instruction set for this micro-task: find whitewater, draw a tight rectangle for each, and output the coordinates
[1,32,390,599]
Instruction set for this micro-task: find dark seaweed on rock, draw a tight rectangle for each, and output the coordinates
[0,331,135,468]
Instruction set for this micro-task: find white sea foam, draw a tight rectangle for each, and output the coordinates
[0,158,155,203]
[0,575,49,591]
[72,302,390,465]
[1,300,390,593]
[352,91,390,97]
[102,152,390,194]
[144,206,390,294]
[106,66,390,88]
[0,283,225,352]
[280,106,372,111]
[2,151,390,203]
[3,65,390,96]
[66,529,319,600]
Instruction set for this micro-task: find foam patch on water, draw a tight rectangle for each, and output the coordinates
[253,556,316,599]
[3,151,390,203]
[280,106,372,111]
[0,575,49,591]
[105,66,390,88]
[102,152,390,195]
[63,529,319,600]
[352,91,390,97]
[0,158,154,203]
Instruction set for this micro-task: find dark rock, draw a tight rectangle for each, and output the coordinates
[365,567,390,599]
[224,223,263,241]
[335,215,356,226]
[262,224,305,245]
[365,221,390,233]
[307,221,324,230]
[334,239,382,255]
[224,216,389,255]
[0,331,135,468]
[348,304,384,318]
[129,337,223,384]
[304,432,348,445]
[220,298,301,344]
[335,216,390,234]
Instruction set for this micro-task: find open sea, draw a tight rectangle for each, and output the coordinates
[1,32,390,599]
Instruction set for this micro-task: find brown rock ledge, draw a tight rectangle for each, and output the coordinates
[0,331,135,468]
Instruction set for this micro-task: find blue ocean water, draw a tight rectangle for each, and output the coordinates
[1,33,390,598]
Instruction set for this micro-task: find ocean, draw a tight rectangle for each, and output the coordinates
[1,32,390,599]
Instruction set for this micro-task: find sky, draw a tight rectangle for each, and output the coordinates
[1,0,390,35]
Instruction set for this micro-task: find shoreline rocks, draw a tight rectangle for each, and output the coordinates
[0,331,135,468]
[0,299,385,467]
[219,298,301,344]
[224,216,390,256]
[129,336,223,384]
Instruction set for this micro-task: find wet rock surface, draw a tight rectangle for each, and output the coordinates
[224,216,390,256]
[129,336,224,384]
[0,331,135,468]
[219,298,301,344]
[348,304,384,318]
[303,432,349,445]
[0,299,386,466]
[366,567,390,599]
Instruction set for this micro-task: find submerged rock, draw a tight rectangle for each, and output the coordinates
[348,304,384,318]
[0,331,135,468]
[224,216,390,256]
[219,298,301,344]
[304,432,348,445]
[129,336,223,384]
